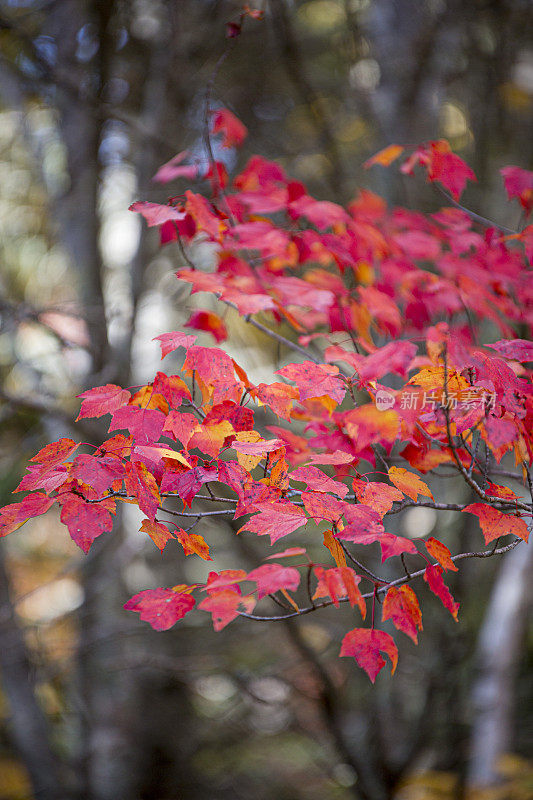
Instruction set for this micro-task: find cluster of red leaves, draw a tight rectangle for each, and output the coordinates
[2,110,532,682]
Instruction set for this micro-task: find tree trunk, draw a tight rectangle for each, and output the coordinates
[466,542,533,789]
[0,541,67,800]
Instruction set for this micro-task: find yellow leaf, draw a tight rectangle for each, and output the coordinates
[388,466,433,501]
[323,528,347,568]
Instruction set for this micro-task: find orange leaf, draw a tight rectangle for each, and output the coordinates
[462,504,529,545]
[388,466,433,502]
[140,518,174,552]
[426,536,457,571]
[176,530,212,561]
[188,420,234,458]
[323,528,347,568]
[364,144,404,169]
[382,586,423,643]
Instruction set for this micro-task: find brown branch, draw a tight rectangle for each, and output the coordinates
[435,185,517,236]
[238,538,524,622]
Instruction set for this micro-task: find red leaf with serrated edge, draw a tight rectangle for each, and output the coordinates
[30,438,78,468]
[335,504,384,537]
[313,566,365,617]
[246,563,300,600]
[153,330,197,358]
[211,108,247,148]
[302,492,347,523]
[500,166,533,215]
[382,586,423,643]
[424,565,459,620]
[175,530,212,560]
[109,407,166,445]
[125,461,161,521]
[426,537,457,571]
[130,201,186,227]
[429,146,476,200]
[186,310,228,343]
[326,340,416,383]
[15,464,69,494]
[97,434,132,460]
[265,547,306,560]
[462,504,529,544]
[161,465,218,505]
[69,454,124,496]
[290,466,348,498]
[0,493,54,538]
[163,411,200,446]
[486,483,518,501]
[204,570,247,593]
[276,361,345,404]
[253,383,298,420]
[77,384,131,420]
[199,589,255,631]
[486,339,533,362]
[204,401,254,432]
[239,501,306,543]
[336,527,417,562]
[401,140,476,200]
[340,628,398,682]
[140,519,174,552]
[183,345,237,388]
[152,372,191,406]
[59,495,113,553]
[124,588,195,631]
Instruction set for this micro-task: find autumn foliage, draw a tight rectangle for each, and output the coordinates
[2,107,532,683]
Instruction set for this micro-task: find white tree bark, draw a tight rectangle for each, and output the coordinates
[467,541,533,789]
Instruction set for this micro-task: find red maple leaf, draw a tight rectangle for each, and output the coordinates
[239,501,306,543]
[153,330,197,359]
[0,492,55,538]
[59,495,114,553]
[340,628,398,682]
[276,361,346,404]
[424,565,459,620]
[500,166,533,215]
[124,588,196,631]
[69,454,124,496]
[211,108,247,148]
[129,201,187,227]
[246,563,300,599]
[77,384,131,420]
[109,406,166,445]
[125,461,161,521]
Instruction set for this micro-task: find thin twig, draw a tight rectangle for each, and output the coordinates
[238,538,524,622]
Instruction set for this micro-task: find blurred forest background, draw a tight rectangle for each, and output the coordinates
[0,1,532,799]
